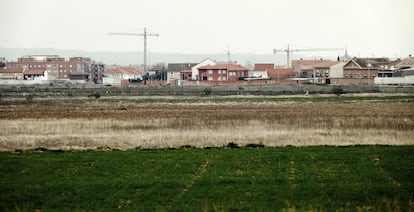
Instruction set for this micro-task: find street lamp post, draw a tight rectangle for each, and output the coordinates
[367,63,371,84]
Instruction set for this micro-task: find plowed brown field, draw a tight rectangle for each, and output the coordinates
[0,97,413,151]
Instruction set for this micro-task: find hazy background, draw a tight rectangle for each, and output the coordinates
[1,0,413,65]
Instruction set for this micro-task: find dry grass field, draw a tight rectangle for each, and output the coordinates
[0,96,413,151]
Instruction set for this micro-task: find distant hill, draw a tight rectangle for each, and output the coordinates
[0,48,336,66]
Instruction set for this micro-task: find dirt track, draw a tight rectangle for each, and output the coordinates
[1,97,413,120]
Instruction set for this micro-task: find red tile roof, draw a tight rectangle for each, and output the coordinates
[292,60,328,68]
[24,69,45,75]
[105,67,144,75]
[198,64,248,71]
[254,64,274,71]
[267,68,294,78]
[313,61,342,68]
[0,68,24,73]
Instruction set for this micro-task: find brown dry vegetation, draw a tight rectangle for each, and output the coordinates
[0,97,413,151]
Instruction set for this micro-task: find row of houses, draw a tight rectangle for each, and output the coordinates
[292,56,414,84]
[2,55,413,85]
[1,55,104,83]
[160,56,414,85]
[101,56,414,86]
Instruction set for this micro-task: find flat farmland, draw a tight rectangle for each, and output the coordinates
[0,95,413,151]
[0,95,413,210]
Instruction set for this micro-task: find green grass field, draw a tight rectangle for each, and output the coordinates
[1,146,413,211]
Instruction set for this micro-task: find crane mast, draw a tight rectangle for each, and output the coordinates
[108,27,159,73]
[273,45,343,68]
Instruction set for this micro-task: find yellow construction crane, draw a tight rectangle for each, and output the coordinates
[273,45,343,68]
[108,27,159,73]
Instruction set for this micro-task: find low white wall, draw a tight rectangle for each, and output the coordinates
[375,75,414,84]
[102,77,121,85]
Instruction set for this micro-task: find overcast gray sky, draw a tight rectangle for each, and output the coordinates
[1,0,413,58]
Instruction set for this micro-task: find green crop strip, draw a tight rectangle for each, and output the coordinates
[1,146,413,211]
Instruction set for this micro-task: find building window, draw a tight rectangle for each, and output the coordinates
[222,70,226,74]
[59,65,62,68]
[222,77,226,80]
[218,70,221,74]
[69,65,72,68]
[64,75,67,78]
[208,77,213,81]
[207,70,212,74]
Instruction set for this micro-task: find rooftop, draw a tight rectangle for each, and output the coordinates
[313,61,342,68]
[254,64,274,71]
[106,67,144,75]
[0,68,24,73]
[198,64,248,71]
[168,63,198,72]
[396,57,414,68]
[23,69,45,75]
[353,57,390,68]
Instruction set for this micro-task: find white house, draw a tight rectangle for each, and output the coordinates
[313,61,346,83]
[103,67,144,85]
[191,58,216,80]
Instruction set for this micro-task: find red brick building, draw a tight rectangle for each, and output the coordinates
[197,64,249,81]
[0,68,24,80]
[343,58,383,83]
[292,59,329,78]
[6,55,101,82]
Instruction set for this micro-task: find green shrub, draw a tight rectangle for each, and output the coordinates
[203,87,212,96]
[332,86,345,96]
[227,141,240,148]
[88,92,101,99]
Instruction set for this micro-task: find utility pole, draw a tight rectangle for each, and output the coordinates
[108,27,159,73]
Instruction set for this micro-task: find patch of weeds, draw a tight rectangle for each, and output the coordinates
[332,86,345,96]
[227,142,240,149]
[179,145,196,150]
[24,94,34,103]
[96,146,112,151]
[238,86,245,95]
[203,87,213,96]
[88,92,101,99]
[245,143,265,148]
